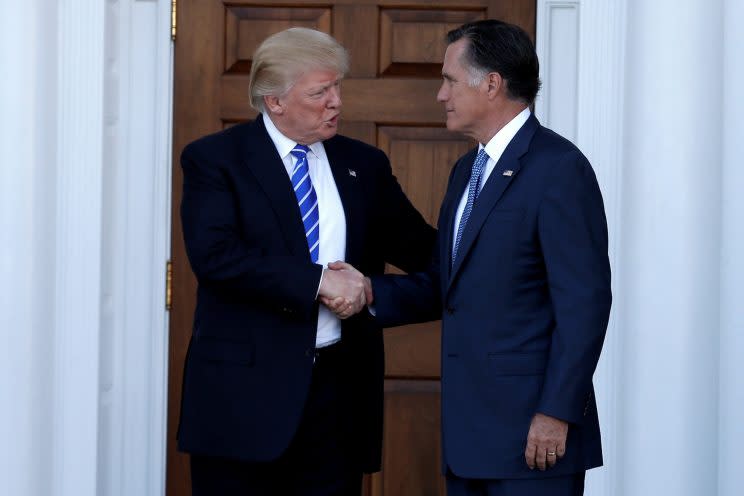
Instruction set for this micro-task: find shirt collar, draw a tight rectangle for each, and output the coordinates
[262,113,323,159]
[479,107,531,160]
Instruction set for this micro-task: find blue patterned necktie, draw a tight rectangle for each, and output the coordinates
[452,149,489,266]
[290,144,320,263]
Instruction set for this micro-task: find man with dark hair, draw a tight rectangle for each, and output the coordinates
[327,19,612,496]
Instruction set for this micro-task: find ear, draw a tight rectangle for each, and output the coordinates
[264,95,283,115]
[486,72,503,100]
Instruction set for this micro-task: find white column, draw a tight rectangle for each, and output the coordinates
[718,0,744,494]
[619,1,722,494]
[53,1,106,494]
[0,2,57,495]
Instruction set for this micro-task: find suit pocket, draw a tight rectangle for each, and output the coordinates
[487,350,547,376]
[192,335,254,365]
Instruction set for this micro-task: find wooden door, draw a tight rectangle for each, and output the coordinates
[168,1,535,495]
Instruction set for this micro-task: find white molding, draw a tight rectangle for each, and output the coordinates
[147,0,174,493]
[535,1,580,142]
[537,2,627,495]
[53,1,106,494]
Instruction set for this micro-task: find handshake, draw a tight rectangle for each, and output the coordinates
[317,261,374,319]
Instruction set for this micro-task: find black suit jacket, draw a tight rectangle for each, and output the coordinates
[177,116,435,472]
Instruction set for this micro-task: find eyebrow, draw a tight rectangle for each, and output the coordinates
[442,72,456,82]
[307,78,341,94]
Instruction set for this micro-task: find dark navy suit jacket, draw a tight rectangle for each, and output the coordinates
[372,114,612,479]
[177,116,435,472]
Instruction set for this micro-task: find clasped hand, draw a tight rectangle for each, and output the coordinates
[318,261,373,319]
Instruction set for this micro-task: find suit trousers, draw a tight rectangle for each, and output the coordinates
[445,469,585,496]
[190,341,362,496]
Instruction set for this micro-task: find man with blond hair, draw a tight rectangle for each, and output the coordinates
[176,28,434,495]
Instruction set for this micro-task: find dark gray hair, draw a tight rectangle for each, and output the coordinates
[447,20,541,104]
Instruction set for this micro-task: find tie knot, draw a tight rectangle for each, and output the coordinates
[470,149,489,178]
[474,149,489,166]
[290,144,310,159]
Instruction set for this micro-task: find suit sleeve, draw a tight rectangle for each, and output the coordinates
[369,152,458,327]
[180,143,323,319]
[536,150,612,424]
[370,258,441,328]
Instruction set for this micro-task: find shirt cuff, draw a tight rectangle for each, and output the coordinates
[315,265,325,299]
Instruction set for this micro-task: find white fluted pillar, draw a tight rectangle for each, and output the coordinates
[53,1,105,494]
[619,1,723,494]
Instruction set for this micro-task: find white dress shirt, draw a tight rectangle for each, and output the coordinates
[263,114,345,347]
[452,107,531,252]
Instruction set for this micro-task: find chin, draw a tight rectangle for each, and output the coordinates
[321,126,338,140]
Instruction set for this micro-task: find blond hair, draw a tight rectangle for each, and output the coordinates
[249,28,349,112]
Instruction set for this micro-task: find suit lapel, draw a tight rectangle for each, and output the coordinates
[323,137,363,266]
[241,116,309,258]
[448,114,539,287]
[439,149,476,286]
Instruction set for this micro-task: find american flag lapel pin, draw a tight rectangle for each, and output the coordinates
[348,169,357,177]
[502,170,514,177]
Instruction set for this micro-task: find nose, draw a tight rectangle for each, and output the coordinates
[328,84,342,108]
[437,81,448,103]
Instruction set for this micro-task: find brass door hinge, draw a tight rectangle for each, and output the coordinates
[171,0,177,41]
[165,260,173,311]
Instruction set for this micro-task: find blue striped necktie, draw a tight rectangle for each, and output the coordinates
[290,145,320,263]
[452,149,489,266]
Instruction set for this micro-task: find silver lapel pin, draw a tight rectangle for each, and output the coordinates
[348,169,357,177]
[502,170,514,177]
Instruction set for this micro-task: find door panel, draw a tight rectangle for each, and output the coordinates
[169,2,535,495]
